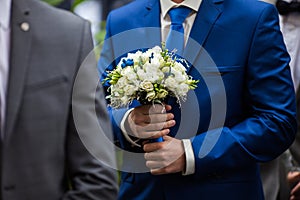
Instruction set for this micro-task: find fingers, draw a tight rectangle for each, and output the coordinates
[130,108,174,125]
[150,166,178,175]
[164,104,172,112]
[290,194,300,200]
[142,120,175,131]
[139,128,170,139]
[131,115,175,128]
[291,182,300,197]
[145,154,173,171]
[288,172,300,183]
[146,161,165,169]
[143,137,186,175]
[143,136,174,152]
[135,104,171,115]
[127,104,175,139]
[144,141,164,152]
[288,172,300,189]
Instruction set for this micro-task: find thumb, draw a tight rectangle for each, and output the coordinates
[287,171,300,184]
[163,135,173,141]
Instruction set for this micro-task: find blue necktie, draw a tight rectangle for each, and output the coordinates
[165,6,192,55]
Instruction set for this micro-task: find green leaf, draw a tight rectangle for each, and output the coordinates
[71,0,86,11]
[42,0,64,6]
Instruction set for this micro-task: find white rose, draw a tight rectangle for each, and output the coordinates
[140,80,154,92]
[156,89,168,99]
[146,91,156,101]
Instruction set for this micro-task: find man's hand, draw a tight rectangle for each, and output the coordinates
[126,104,175,139]
[287,171,300,200]
[144,136,186,175]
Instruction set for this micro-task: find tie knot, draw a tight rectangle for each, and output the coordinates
[168,6,192,25]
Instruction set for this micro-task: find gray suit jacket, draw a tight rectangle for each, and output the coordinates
[1,0,118,199]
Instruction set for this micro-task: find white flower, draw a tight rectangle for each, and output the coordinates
[151,46,162,53]
[162,66,170,73]
[137,68,148,80]
[121,96,130,105]
[124,84,137,96]
[148,57,161,69]
[146,91,156,101]
[127,51,143,61]
[116,77,127,88]
[172,70,186,82]
[140,80,153,92]
[156,89,168,99]
[121,66,133,76]
[164,77,177,91]
[104,45,198,108]
[144,62,159,72]
[176,83,189,96]
[173,62,187,72]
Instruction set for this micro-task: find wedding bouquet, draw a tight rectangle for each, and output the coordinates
[104,45,199,108]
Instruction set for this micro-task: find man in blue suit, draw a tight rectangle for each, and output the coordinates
[99,0,297,199]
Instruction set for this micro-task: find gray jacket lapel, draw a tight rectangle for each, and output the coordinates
[5,0,32,140]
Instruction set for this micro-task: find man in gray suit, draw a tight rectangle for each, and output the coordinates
[0,0,118,199]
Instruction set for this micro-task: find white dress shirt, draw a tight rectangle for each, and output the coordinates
[120,0,202,176]
[0,0,12,133]
[160,0,201,46]
[279,0,300,91]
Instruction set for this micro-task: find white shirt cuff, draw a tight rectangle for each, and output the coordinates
[120,108,141,147]
[182,139,195,175]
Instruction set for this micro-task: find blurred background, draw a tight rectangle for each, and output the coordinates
[42,0,134,45]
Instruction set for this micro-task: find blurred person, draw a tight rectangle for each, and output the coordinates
[283,87,300,200]
[286,86,300,200]
[0,0,118,199]
[263,0,277,5]
[99,0,297,199]
[279,1,300,199]
[56,0,73,10]
[277,0,300,91]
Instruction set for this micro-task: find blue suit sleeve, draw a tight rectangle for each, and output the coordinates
[191,4,297,178]
[98,14,142,150]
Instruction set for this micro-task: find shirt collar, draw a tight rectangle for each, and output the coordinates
[160,0,202,19]
[0,0,12,30]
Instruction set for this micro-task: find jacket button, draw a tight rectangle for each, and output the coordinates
[4,185,16,191]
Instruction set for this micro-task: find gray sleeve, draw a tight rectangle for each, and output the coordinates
[62,20,119,200]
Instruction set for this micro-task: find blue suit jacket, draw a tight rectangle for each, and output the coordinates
[99,0,297,199]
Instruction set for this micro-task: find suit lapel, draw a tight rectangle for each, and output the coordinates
[142,0,161,47]
[184,0,224,72]
[5,0,32,140]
